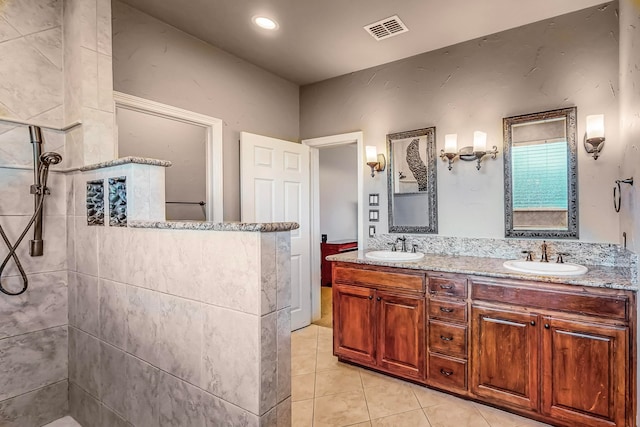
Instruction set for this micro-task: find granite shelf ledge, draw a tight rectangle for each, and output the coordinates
[327,251,637,291]
[129,220,300,232]
[79,156,172,171]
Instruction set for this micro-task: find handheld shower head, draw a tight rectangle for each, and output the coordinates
[40,152,62,166]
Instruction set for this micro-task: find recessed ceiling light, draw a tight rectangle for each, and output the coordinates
[252,16,278,30]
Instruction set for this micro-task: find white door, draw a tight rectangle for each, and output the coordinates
[240,132,311,331]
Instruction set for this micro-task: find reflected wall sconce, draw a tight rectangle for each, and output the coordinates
[439,132,498,171]
[585,114,605,160]
[365,146,386,177]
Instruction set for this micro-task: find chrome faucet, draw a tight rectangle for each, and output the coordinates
[540,241,549,262]
[396,236,407,252]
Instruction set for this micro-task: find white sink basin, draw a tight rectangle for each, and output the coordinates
[503,260,588,276]
[365,251,425,262]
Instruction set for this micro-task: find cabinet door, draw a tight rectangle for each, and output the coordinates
[471,306,539,411]
[333,284,376,365]
[376,291,425,380]
[541,317,627,427]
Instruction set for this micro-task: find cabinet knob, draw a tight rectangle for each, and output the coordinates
[376,296,381,301]
[530,321,535,326]
[368,295,373,300]
[544,324,550,329]
[440,368,453,376]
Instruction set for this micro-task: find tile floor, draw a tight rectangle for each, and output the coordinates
[292,324,552,427]
[43,416,81,427]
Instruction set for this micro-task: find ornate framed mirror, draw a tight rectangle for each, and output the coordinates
[387,127,438,234]
[503,107,578,238]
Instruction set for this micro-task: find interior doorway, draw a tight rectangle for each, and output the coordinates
[302,131,364,326]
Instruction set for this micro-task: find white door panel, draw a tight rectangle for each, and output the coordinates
[241,132,310,331]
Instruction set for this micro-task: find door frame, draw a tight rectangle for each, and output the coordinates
[302,131,364,322]
[113,91,224,222]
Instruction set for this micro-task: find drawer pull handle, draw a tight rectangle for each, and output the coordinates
[439,285,453,290]
[439,307,454,313]
[440,335,454,341]
[440,368,453,376]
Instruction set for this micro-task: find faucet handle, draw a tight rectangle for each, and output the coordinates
[521,250,533,262]
[556,253,569,263]
[412,244,419,253]
[388,242,397,252]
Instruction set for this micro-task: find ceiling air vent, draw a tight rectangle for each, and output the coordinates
[364,15,408,41]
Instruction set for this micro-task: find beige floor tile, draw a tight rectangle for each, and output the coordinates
[293,324,319,339]
[293,337,319,358]
[412,385,464,408]
[370,409,431,427]
[424,402,490,427]
[360,368,409,389]
[364,382,421,420]
[316,336,334,353]
[292,398,314,427]
[348,422,372,427]
[315,365,363,397]
[292,354,317,376]
[316,351,341,372]
[473,403,550,427]
[292,372,316,401]
[314,390,370,427]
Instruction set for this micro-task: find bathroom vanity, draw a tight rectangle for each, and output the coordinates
[330,252,636,427]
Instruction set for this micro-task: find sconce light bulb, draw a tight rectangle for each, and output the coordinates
[365,146,378,163]
[444,134,458,154]
[473,131,487,152]
[586,114,604,139]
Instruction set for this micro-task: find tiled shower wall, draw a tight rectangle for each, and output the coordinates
[0,0,69,425]
[68,166,292,425]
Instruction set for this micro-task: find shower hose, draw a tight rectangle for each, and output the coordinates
[0,165,49,296]
[0,177,48,296]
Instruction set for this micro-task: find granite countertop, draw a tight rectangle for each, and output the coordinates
[129,220,300,232]
[327,251,636,291]
[80,156,172,171]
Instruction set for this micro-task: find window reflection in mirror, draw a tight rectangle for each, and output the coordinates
[503,107,578,239]
[387,127,438,234]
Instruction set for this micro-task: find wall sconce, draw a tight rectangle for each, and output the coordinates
[439,131,498,171]
[585,114,605,160]
[365,146,386,177]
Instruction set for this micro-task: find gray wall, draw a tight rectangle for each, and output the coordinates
[319,144,358,242]
[112,0,300,221]
[117,107,208,221]
[301,3,621,243]
[0,1,69,425]
[619,0,640,254]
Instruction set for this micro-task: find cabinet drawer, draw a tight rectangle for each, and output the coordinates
[334,266,425,292]
[428,275,467,298]
[471,279,629,321]
[428,299,467,323]
[428,321,467,358]
[428,353,467,391]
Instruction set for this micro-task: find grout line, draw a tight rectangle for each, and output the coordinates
[0,379,67,404]
[0,324,68,342]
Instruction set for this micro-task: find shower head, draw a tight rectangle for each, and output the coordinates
[40,152,62,166]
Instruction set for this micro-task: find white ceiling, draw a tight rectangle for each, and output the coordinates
[118,0,608,85]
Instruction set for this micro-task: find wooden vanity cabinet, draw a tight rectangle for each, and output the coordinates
[426,272,470,394]
[471,277,634,427]
[331,262,636,427]
[332,263,426,381]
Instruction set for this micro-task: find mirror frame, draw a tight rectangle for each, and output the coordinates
[387,127,438,234]
[503,106,578,239]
